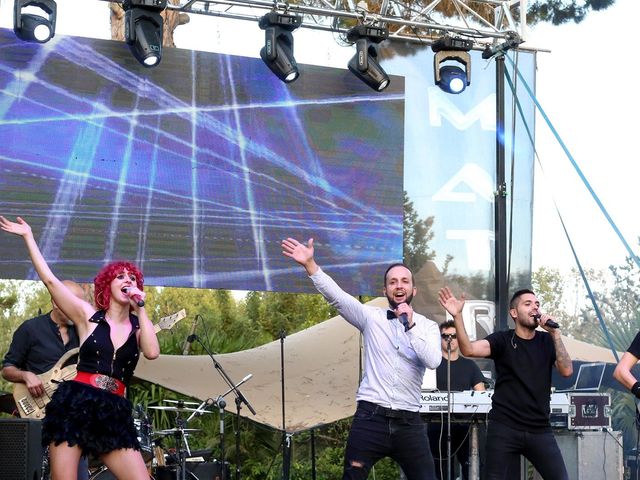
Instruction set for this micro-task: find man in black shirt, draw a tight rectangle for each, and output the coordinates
[3,281,85,389]
[428,320,486,480]
[438,288,573,480]
[2,280,89,480]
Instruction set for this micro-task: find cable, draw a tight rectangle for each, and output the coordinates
[504,53,640,271]
[505,48,520,287]
[502,63,620,363]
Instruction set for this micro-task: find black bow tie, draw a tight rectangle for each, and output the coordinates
[387,310,397,320]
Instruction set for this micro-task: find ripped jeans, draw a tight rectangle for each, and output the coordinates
[343,401,436,480]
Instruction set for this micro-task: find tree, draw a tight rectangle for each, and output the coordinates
[106,0,618,54]
[581,254,640,352]
[403,191,436,273]
[533,249,640,457]
[109,0,190,46]
[532,266,565,314]
[527,0,616,25]
[248,291,337,339]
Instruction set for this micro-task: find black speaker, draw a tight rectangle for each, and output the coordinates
[0,418,42,480]
[186,461,230,480]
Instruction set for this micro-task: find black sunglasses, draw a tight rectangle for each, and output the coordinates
[441,333,457,339]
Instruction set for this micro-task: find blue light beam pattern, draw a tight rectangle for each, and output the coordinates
[0,29,405,296]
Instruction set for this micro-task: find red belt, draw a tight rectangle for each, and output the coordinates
[74,371,126,397]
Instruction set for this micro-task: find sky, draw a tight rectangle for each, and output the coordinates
[526,0,640,273]
[0,0,637,277]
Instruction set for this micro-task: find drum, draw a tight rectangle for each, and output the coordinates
[133,404,154,462]
[90,466,154,479]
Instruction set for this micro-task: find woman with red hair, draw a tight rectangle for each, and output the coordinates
[0,216,160,480]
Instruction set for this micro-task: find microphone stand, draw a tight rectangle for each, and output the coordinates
[280,329,290,480]
[191,335,256,480]
[446,338,452,480]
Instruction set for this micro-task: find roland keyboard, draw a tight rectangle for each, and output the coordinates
[420,390,493,414]
[420,390,570,416]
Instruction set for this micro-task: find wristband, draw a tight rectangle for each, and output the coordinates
[631,381,640,399]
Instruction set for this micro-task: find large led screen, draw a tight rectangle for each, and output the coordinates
[0,29,405,295]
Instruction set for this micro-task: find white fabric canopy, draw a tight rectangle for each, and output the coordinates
[135,298,388,432]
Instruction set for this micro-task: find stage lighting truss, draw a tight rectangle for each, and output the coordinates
[136,0,525,47]
[258,12,303,83]
[123,0,167,67]
[346,24,390,92]
[432,35,473,94]
[13,0,57,43]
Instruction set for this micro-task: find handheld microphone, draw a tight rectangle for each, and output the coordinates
[399,313,409,330]
[534,314,559,329]
[187,334,198,343]
[123,287,145,307]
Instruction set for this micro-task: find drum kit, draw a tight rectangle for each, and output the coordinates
[88,400,227,480]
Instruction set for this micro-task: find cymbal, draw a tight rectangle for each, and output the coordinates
[155,428,201,435]
[148,406,211,413]
[163,399,200,406]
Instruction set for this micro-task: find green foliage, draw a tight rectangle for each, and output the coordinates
[403,191,435,273]
[534,246,640,457]
[532,266,565,317]
[527,0,616,25]
[611,389,638,451]
[243,291,337,339]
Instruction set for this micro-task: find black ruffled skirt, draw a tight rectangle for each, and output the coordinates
[42,380,141,458]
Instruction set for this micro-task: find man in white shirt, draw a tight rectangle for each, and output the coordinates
[282,237,441,479]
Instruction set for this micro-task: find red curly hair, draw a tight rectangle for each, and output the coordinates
[94,261,144,311]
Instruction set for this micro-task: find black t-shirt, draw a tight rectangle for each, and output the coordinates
[2,312,80,375]
[435,355,485,391]
[486,329,556,432]
[628,331,640,358]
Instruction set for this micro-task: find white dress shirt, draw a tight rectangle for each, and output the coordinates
[310,268,441,411]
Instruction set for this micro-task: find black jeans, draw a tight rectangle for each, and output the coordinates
[484,420,568,480]
[343,401,436,480]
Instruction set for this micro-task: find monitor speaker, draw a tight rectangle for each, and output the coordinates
[0,418,42,480]
[186,461,230,480]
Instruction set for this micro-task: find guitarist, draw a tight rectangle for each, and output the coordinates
[2,280,85,401]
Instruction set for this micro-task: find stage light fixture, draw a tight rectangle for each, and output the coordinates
[432,36,473,94]
[13,0,57,43]
[258,12,302,83]
[346,25,390,92]
[123,0,167,68]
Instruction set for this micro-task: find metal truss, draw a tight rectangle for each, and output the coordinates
[105,0,527,48]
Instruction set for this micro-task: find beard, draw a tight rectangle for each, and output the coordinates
[519,316,538,331]
[387,291,414,310]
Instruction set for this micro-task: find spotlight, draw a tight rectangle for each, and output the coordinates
[432,36,473,94]
[346,25,390,92]
[259,12,302,83]
[13,0,57,43]
[123,0,167,68]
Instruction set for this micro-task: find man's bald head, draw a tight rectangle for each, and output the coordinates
[50,281,86,326]
[61,280,85,301]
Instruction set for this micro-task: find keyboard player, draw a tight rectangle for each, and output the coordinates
[428,320,486,480]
